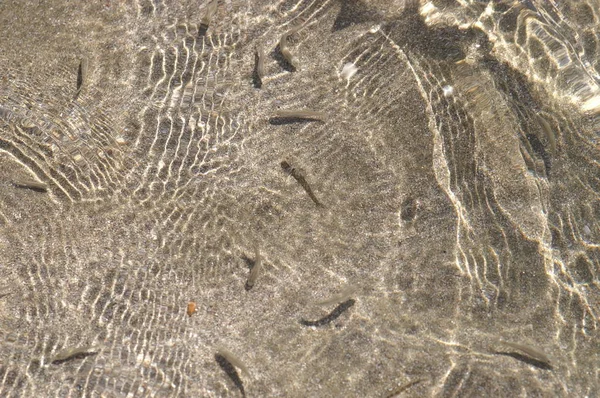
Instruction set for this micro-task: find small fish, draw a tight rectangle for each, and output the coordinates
[279,27,300,70]
[281,161,324,207]
[52,345,100,364]
[187,301,196,317]
[254,43,265,88]
[315,285,357,306]
[256,43,265,79]
[245,245,263,291]
[495,340,552,368]
[12,179,48,193]
[535,113,557,154]
[199,0,218,37]
[386,379,422,398]
[300,299,355,327]
[272,109,327,121]
[216,347,249,377]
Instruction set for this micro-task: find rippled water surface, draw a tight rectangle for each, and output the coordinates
[0,1,599,396]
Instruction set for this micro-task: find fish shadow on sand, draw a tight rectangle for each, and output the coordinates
[268,116,321,125]
[215,353,246,397]
[252,52,262,89]
[272,45,296,73]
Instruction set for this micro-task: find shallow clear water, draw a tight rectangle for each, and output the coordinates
[0,0,599,396]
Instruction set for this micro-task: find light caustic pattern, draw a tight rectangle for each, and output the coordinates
[0,0,599,397]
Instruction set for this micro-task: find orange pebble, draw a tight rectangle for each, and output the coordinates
[187,301,196,317]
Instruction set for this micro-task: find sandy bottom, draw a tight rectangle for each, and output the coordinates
[0,1,599,397]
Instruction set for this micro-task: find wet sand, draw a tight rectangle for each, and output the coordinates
[0,1,598,396]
